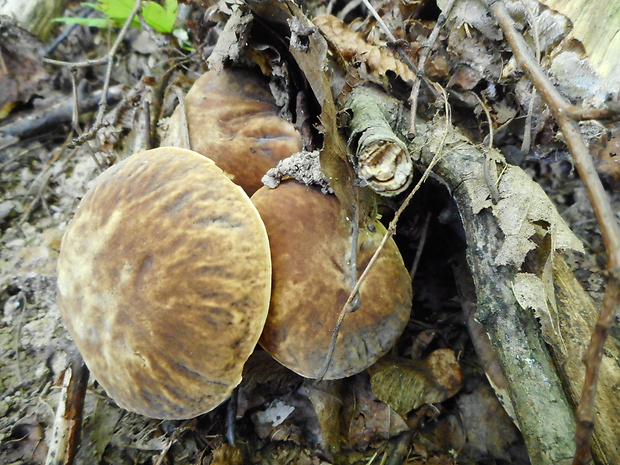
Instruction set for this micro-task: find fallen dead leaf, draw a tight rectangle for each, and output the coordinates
[0,17,48,120]
[368,350,463,416]
[457,384,522,461]
[342,373,409,449]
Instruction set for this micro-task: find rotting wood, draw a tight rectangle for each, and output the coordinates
[551,255,620,465]
[536,0,620,89]
[344,84,620,465]
[484,3,620,462]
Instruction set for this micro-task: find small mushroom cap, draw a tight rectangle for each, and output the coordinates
[251,180,412,379]
[57,147,271,419]
[162,69,302,195]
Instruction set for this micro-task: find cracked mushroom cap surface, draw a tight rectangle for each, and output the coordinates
[251,180,412,379]
[57,147,271,419]
[162,68,302,195]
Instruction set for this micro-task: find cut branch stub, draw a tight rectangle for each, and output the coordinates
[345,86,413,196]
[57,147,272,419]
[251,180,412,379]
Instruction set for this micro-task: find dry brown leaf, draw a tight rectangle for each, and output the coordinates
[210,443,244,465]
[512,272,563,346]
[2,416,47,464]
[368,350,463,415]
[281,7,367,220]
[0,18,48,120]
[469,157,584,346]
[457,384,521,460]
[207,4,253,72]
[252,400,302,441]
[238,350,302,417]
[592,130,620,187]
[303,380,342,457]
[343,374,409,449]
[437,0,502,40]
[76,397,123,464]
[312,14,417,83]
[445,26,504,89]
[482,164,584,267]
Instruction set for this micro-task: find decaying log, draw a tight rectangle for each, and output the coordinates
[345,85,620,465]
[0,85,124,139]
[551,256,620,465]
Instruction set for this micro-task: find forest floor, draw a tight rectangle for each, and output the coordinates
[1,1,619,464]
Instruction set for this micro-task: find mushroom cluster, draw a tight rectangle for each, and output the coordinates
[57,68,412,420]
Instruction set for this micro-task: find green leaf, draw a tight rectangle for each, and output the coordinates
[82,2,105,12]
[55,0,179,33]
[88,0,141,28]
[96,0,136,20]
[54,17,114,28]
[142,0,178,33]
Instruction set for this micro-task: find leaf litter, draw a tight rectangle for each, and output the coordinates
[1,0,620,464]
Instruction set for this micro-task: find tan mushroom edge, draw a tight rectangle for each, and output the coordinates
[251,180,413,380]
[162,68,303,196]
[57,147,272,420]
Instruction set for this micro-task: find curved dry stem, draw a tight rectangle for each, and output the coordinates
[317,89,451,380]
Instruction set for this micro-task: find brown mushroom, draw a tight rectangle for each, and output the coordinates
[251,180,412,379]
[57,147,272,419]
[162,68,303,195]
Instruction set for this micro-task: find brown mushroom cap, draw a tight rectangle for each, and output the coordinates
[162,68,302,195]
[57,147,271,419]
[251,180,412,379]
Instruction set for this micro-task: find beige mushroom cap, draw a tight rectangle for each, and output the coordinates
[57,147,271,419]
[162,68,302,195]
[251,180,412,379]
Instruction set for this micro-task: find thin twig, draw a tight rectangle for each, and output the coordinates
[225,389,238,445]
[521,86,537,154]
[566,104,620,121]
[474,92,494,150]
[384,430,414,465]
[45,356,89,465]
[70,69,80,132]
[44,7,96,55]
[359,0,439,99]
[43,0,142,149]
[152,421,192,465]
[408,0,455,136]
[0,86,124,138]
[14,165,56,231]
[410,212,431,280]
[486,2,620,463]
[520,2,541,155]
[170,85,190,149]
[12,292,26,384]
[317,89,452,380]
[473,91,501,204]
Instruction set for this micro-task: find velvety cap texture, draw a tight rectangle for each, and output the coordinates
[57,147,271,419]
[252,180,412,379]
[162,68,302,195]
